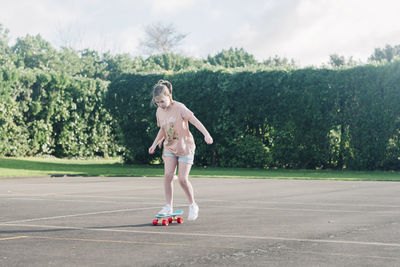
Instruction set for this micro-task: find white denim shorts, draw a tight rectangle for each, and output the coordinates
[163,152,194,165]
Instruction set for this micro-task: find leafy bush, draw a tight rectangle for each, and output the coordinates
[0,65,121,158]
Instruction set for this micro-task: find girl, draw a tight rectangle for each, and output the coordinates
[148,80,213,221]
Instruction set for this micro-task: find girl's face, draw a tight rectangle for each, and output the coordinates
[154,95,171,109]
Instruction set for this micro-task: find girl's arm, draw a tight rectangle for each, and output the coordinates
[149,128,165,154]
[189,115,213,144]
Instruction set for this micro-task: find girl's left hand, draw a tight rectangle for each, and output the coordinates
[204,134,213,145]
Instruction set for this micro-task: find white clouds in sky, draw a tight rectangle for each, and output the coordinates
[284,0,400,65]
[149,0,196,15]
[1,0,400,66]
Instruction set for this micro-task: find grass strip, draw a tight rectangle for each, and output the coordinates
[1,157,399,181]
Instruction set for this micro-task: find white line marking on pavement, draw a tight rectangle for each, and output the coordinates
[20,235,237,249]
[208,205,400,214]
[0,236,28,241]
[1,206,162,224]
[289,249,400,260]
[2,223,400,249]
[4,197,172,206]
[4,193,400,209]
[202,199,400,209]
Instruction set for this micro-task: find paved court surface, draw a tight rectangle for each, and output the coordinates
[1,176,400,266]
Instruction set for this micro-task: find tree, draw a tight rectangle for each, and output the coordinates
[78,49,108,79]
[139,22,187,55]
[369,44,400,63]
[263,55,297,68]
[0,24,15,66]
[0,24,9,52]
[103,52,136,80]
[328,54,358,68]
[56,47,82,76]
[207,48,259,68]
[11,34,58,69]
[143,53,205,71]
[328,54,346,67]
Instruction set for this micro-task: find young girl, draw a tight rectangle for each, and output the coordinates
[148,80,213,221]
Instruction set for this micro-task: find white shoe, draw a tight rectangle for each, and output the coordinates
[188,203,199,221]
[158,204,173,215]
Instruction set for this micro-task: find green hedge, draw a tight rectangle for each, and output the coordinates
[108,62,400,170]
[2,61,399,170]
[0,65,121,158]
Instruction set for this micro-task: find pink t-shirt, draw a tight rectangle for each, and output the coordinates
[156,101,196,156]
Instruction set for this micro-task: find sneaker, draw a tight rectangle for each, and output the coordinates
[158,204,173,215]
[188,203,199,221]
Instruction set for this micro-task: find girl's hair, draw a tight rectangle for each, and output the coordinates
[151,80,173,106]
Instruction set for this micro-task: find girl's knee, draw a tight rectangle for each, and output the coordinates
[165,173,175,181]
[178,177,189,187]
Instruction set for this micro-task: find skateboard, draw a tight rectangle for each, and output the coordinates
[152,210,184,226]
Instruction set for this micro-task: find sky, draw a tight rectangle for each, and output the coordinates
[1,0,400,66]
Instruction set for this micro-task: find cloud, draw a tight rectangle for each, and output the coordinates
[1,0,83,43]
[201,0,400,66]
[117,26,144,55]
[2,0,400,66]
[149,0,196,15]
[290,0,400,65]
[190,0,301,59]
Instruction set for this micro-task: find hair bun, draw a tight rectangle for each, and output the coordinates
[158,80,173,94]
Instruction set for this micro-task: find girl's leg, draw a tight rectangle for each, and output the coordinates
[163,156,178,206]
[177,161,195,204]
[178,161,199,220]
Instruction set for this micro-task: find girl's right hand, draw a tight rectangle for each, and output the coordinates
[148,145,156,154]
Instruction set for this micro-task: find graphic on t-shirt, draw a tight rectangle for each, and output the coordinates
[166,119,178,143]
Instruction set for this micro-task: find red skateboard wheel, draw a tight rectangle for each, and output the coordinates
[177,217,183,224]
[152,219,158,226]
[168,217,174,224]
[162,219,169,226]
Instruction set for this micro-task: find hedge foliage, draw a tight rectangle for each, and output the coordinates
[1,28,399,170]
[0,65,121,158]
[108,62,400,170]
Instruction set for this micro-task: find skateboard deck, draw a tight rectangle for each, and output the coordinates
[153,210,184,226]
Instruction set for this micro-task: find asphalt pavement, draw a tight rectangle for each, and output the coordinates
[1,176,400,266]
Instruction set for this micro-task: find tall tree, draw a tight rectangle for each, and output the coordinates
[139,22,187,55]
[369,44,400,63]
